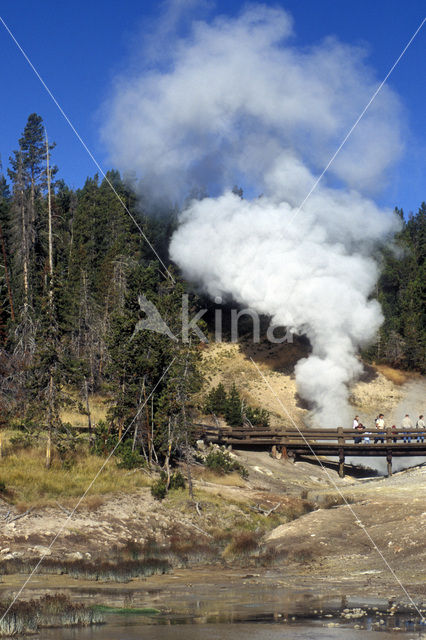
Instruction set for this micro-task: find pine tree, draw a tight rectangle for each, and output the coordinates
[225,383,243,426]
[205,383,228,415]
[0,170,14,335]
[7,114,57,355]
[365,204,426,372]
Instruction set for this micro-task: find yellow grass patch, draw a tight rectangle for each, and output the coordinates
[198,341,306,428]
[193,468,247,487]
[0,445,149,508]
[60,393,109,428]
[374,365,415,386]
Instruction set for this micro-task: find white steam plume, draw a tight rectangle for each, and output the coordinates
[102,4,404,426]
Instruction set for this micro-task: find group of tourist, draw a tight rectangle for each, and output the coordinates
[352,414,425,444]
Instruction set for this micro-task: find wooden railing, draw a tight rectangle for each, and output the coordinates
[196,424,425,478]
[199,426,425,445]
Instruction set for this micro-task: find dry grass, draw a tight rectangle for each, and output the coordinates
[0,445,149,507]
[60,393,108,428]
[192,468,247,487]
[163,486,291,546]
[199,342,306,428]
[0,593,103,635]
[81,495,106,511]
[223,530,260,558]
[374,365,415,386]
[240,337,308,373]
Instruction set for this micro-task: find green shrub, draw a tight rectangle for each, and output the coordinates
[91,421,117,456]
[204,383,269,428]
[151,479,167,501]
[244,406,270,428]
[116,441,144,470]
[225,384,243,426]
[204,382,228,415]
[151,470,186,500]
[54,423,78,467]
[9,432,34,449]
[91,424,145,470]
[205,449,248,479]
[169,471,186,490]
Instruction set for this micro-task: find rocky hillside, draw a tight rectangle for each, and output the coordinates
[199,338,423,430]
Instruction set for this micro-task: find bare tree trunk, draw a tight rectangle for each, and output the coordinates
[0,223,15,321]
[45,374,54,469]
[83,376,93,444]
[180,342,194,500]
[184,429,194,501]
[143,381,152,467]
[139,423,149,465]
[45,431,51,469]
[118,373,126,442]
[132,384,144,453]
[98,301,109,377]
[20,185,29,317]
[66,194,76,280]
[132,421,139,453]
[151,394,159,464]
[164,417,172,490]
[45,131,53,311]
[30,176,35,238]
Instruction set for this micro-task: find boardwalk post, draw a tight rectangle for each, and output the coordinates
[282,433,289,460]
[338,448,345,478]
[387,450,392,477]
[338,427,345,478]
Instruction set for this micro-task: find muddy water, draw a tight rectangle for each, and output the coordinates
[37,617,426,639]
[2,570,424,638]
[35,589,426,639]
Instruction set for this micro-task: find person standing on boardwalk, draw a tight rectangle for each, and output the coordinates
[402,414,413,443]
[353,416,364,444]
[374,414,385,444]
[416,415,425,443]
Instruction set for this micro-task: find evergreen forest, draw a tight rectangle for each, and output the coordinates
[0,114,424,473]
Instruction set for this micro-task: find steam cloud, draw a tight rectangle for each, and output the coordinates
[102,4,404,426]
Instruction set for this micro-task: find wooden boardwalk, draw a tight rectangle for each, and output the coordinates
[199,425,426,477]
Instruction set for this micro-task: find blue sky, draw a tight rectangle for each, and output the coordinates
[0,0,424,213]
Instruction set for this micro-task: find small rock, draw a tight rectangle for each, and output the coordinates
[2,551,23,560]
[66,551,84,561]
[32,545,52,556]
